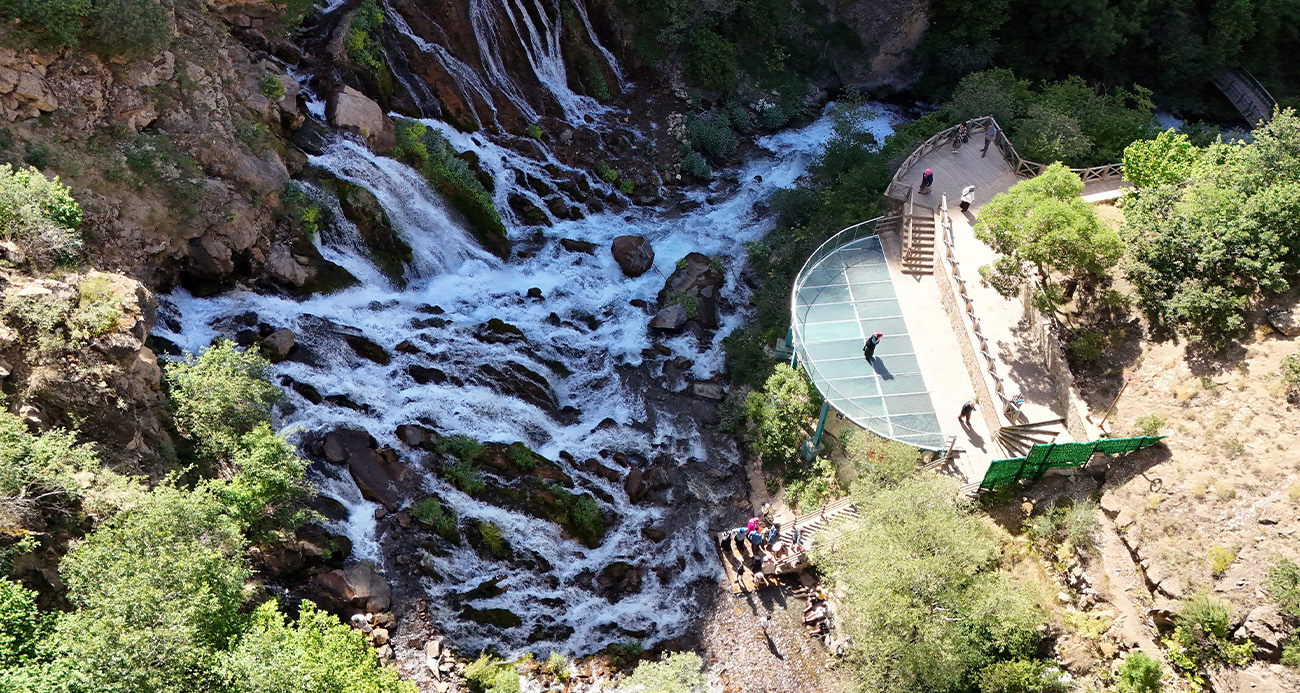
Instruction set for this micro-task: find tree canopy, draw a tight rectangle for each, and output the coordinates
[974,163,1123,313]
[744,363,817,465]
[165,340,285,461]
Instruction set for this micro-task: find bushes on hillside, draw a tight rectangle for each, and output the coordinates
[165,341,284,460]
[345,0,385,70]
[1162,593,1252,682]
[0,412,101,525]
[1121,109,1300,340]
[743,363,817,466]
[0,164,83,267]
[0,0,171,57]
[611,652,707,692]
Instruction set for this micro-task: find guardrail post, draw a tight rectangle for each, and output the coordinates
[800,400,831,462]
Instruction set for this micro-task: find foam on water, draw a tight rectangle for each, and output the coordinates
[155,101,899,655]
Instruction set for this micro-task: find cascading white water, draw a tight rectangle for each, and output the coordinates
[155,103,898,654]
[385,5,500,129]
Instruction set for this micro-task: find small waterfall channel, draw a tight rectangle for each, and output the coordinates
[157,0,900,657]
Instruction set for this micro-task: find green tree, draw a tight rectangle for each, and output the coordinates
[815,474,1044,693]
[0,164,83,267]
[1123,130,1202,188]
[974,163,1123,313]
[52,486,250,693]
[612,652,707,692]
[743,363,817,465]
[0,0,90,47]
[1116,651,1163,693]
[85,0,171,59]
[976,659,1066,693]
[0,412,100,525]
[0,577,41,669]
[947,69,1031,127]
[1015,105,1091,164]
[222,600,414,693]
[211,423,311,533]
[164,341,284,460]
[683,28,737,93]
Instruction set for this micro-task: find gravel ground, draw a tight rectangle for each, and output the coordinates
[698,576,842,693]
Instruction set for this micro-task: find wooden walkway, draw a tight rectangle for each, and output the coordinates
[902,130,1016,215]
[1214,68,1277,126]
[714,497,860,593]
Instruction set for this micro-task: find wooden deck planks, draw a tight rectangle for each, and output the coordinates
[903,127,1017,210]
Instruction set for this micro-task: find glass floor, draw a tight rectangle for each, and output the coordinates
[792,236,946,449]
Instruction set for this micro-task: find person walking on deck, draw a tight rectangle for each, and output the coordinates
[862,332,882,362]
[952,122,968,153]
[959,400,977,426]
[960,185,975,213]
[981,123,997,157]
[919,168,933,194]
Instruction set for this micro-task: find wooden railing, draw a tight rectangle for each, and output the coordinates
[884,115,1123,200]
[1213,67,1278,126]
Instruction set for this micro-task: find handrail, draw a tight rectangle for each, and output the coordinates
[788,217,948,449]
[885,115,1123,200]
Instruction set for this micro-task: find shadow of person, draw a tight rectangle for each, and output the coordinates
[960,420,987,451]
[763,631,784,659]
[871,358,894,380]
[963,209,976,222]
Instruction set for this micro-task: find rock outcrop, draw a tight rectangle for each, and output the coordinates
[610,235,654,277]
[326,86,396,154]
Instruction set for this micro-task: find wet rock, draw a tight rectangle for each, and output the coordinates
[690,381,726,400]
[407,365,447,385]
[610,235,654,277]
[475,363,557,413]
[595,561,642,601]
[545,197,571,220]
[1233,604,1287,659]
[394,340,424,355]
[309,495,351,522]
[289,380,323,405]
[641,528,666,542]
[508,194,550,226]
[323,428,376,464]
[261,328,295,362]
[461,605,523,628]
[343,334,391,365]
[326,86,395,153]
[266,243,311,287]
[296,523,352,566]
[307,562,391,613]
[526,287,543,300]
[371,627,389,646]
[474,318,525,344]
[649,304,688,333]
[581,458,621,482]
[396,424,441,451]
[624,466,645,502]
[560,238,596,254]
[657,252,725,329]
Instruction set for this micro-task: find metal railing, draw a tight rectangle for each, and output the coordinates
[788,217,948,450]
[884,115,1124,201]
[1213,67,1278,126]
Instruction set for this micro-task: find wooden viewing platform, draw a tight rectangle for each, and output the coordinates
[715,497,860,593]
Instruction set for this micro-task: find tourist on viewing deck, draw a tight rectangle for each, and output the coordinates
[960,185,975,213]
[952,122,968,152]
[920,168,933,194]
[863,332,882,361]
[982,123,997,157]
[747,528,764,552]
[959,400,977,426]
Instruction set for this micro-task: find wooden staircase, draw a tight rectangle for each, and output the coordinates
[996,418,1067,457]
[901,208,936,275]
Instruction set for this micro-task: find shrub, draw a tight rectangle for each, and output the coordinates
[345,0,385,70]
[976,659,1066,693]
[611,652,706,692]
[716,400,744,434]
[843,428,919,487]
[463,653,519,693]
[164,341,284,460]
[0,411,101,524]
[678,150,711,179]
[259,75,286,101]
[550,485,605,547]
[525,124,544,140]
[683,28,737,93]
[215,423,312,533]
[0,0,90,48]
[393,121,429,167]
[441,435,483,464]
[595,162,619,184]
[667,291,699,319]
[618,178,634,195]
[505,442,536,470]
[409,127,505,255]
[743,364,816,466]
[1282,351,1300,392]
[0,577,40,668]
[477,521,507,557]
[541,652,569,680]
[1283,639,1300,667]
[1133,413,1165,437]
[685,114,738,161]
[1164,593,1252,679]
[0,163,83,267]
[443,460,484,495]
[783,458,842,511]
[1116,651,1163,693]
[87,0,172,59]
[1207,546,1234,577]
[1024,499,1099,552]
[1266,558,1300,617]
[67,274,127,343]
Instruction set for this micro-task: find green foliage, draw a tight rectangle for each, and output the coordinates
[1122,109,1300,340]
[345,0,386,70]
[526,124,544,140]
[404,125,506,254]
[275,0,317,30]
[1024,499,1099,552]
[677,149,711,179]
[463,653,520,693]
[1207,546,1234,577]
[782,457,842,513]
[52,486,250,693]
[815,473,1045,693]
[618,178,634,195]
[164,341,284,460]
[393,121,429,167]
[1163,593,1253,681]
[842,428,919,487]
[595,162,619,184]
[1132,413,1165,437]
[410,496,458,541]
[0,577,40,669]
[212,423,312,534]
[259,75,286,102]
[1283,639,1300,667]
[505,442,536,470]
[975,659,1066,693]
[667,291,699,320]
[604,640,644,669]
[280,183,323,239]
[221,600,414,693]
[67,274,126,342]
[685,113,738,160]
[541,652,570,680]
[443,460,484,495]
[0,163,83,267]
[86,0,171,59]
[1280,351,1300,391]
[743,364,816,466]
[477,520,507,557]
[1116,651,1163,693]
[441,435,483,464]
[1123,130,1201,188]
[1266,558,1300,618]
[550,485,605,547]
[0,412,100,525]
[1066,330,1106,366]
[612,652,707,692]
[684,28,737,93]
[0,0,90,48]
[716,400,744,434]
[975,163,1123,313]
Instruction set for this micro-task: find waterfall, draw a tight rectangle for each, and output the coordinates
[157,102,901,654]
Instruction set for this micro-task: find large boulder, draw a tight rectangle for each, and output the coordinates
[648,304,688,333]
[610,235,654,277]
[307,562,391,613]
[1233,604,1288,660]
[1266,303,1300,337]
[655,252,725,329]
[326,86,396,153]
[261,328,295,362]
[348,447,408,511]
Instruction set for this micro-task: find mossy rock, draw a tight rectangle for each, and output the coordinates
[336,180,412,286]
[460,605,523,629]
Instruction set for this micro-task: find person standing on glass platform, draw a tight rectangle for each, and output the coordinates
[862,332,882,361]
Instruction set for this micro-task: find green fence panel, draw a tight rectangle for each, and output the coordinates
[979,436,1165,491]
